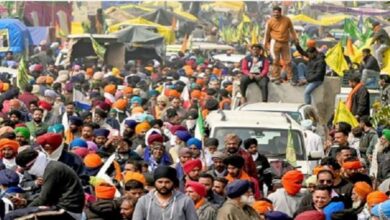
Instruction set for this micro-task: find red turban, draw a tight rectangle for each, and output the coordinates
[38,100,52,111]
[147,133,164,146]
[343,160,362,170]
[36,133,63,150]
[353,181,373,199]
[367,191,388,207]
[186,181,206,197]
[0,139,19,156]
[295,210,325,220]
[183,159,202,175]
[282,170,304,196]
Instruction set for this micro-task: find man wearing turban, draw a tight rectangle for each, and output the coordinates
[64,116,83,145]
[14,126,31,152]
[268,170,305,217]
[0,139,19,170]
[185,181,217,220]
[351,181,373,219]
[85,182,122,219]
[37,133,85,176]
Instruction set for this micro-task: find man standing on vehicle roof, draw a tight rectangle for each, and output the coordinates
[264,5,298,85]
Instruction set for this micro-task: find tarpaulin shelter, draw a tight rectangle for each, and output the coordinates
[201,1,245,12]
[108,17,175,44]
[27,27,51,46]
[114,26,165,62]
[104,7,135,24]
[141,8,195,26]
[0,19,32,55]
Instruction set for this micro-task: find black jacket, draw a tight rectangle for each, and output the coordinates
[29,161,85,213]
[305,53,326,83]
[360,54,380,72]
[351,86,370,117]
[84,200,122,220]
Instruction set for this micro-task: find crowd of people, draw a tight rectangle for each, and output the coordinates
[0,4,389,220]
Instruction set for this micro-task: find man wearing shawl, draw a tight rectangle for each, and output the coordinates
[0,139,19,171]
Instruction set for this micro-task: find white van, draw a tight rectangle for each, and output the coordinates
[205,110,321,176]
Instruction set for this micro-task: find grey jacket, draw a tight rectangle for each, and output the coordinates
[197,201,217,220]
[133,190,198,220]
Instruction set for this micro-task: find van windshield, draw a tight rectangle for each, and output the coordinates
[214,127,305,160]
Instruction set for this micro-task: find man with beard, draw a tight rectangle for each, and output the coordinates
[328,130,357,159]
[342,159,372,185]
[187,138,202,160]
[173,148,192,181]
[217,180,260,220]
[169,130,191,163]
[26,108,48,138]
[374,129,390,182]
[120,197,136,220]
[224,155,261,199]
[207,151,227,178]
[213,177,228,197]
[122,119,137,141]
[61,101,78,129]
[198,173,225,207]
[351,181,373,219]
[14,126,31,152]
[0,139,19,170]
[116,139,142,167]
[36,132,85,176]
[64,116,83,145]
[223,133,257,178]
[81,123,94,142]
[132,122,151,151]
[185,181,217,220]
[133,166,198,220]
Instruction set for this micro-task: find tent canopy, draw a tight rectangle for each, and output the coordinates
[27,26,50,46]
[141,8,195,26]
[0,19,32,54]
[114,26,165,61]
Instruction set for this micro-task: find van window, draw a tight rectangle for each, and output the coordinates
[214,127,305,160]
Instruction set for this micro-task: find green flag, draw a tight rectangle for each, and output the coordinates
[195,107,205,140]
[286,127,297,167]
[17,55,30,90]
[90,35,106,61]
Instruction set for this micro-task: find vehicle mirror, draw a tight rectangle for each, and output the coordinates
[308,151,322,160]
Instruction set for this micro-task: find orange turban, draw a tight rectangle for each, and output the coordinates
[0,139,19,156]
[184,65,194,76]
[191,90,202,99]
[132,106,144,115]
[84,153,103,168]
[113,99,128,111]
[0,83,9,92]
[168,90,180,98]
[367,191,388,207]
[104,84,116,95]
[135,122,151,135]
[36,76,47,84]
[226,85,233,93]
[306,39,317,48]
[95,183,116,200]
[282,170,304,196]
[46,76,54,85]
[86,68,94,77]
[123,171,146,186]
[212,68,221,76]
[343,160,362,170]
[0,126,14,137]
[122,87,133,95]
[353,181,373,199]
[252,200,273,214]
[195,78,205,86]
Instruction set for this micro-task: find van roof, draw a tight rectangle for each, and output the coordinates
[206,110,302,130]
[237,102,307,112]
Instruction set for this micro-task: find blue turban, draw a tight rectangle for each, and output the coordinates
[175,130,192,142]
[372,200,390,218]
[264,211,292,220]
[93,128,110,138]
[148,90,159,97]
[131,96,142,105]
[69,116,83,126]
[226,180,250,198]
[48,124,65,133]
[186,138,202,149]
[124,120,138,129]
[323,201,345,220]
[69,138,88,149]
[0,169,19,187]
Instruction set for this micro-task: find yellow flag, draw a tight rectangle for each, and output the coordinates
[333,100,359,128]
[286,127,297,167]
[381,48,390,75]
[325,42,349,77]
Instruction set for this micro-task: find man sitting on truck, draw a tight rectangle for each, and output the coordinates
[240,44,270,104]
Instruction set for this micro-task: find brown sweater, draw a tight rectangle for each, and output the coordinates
[264,16,297,43]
